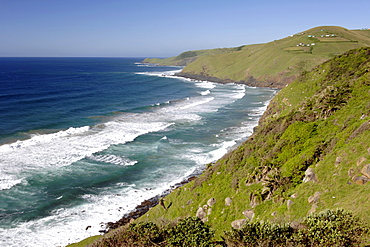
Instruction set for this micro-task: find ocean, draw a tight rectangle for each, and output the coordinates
[0,57,276,246]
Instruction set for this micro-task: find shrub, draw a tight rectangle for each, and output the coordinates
[223,221,293,247]
[292,208,369,247]
[166,217,215,247]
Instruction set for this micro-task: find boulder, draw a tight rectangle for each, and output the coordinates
[308,203,318,214]
[242,209,254,220]
[357,157,367,167]
[225,197,232,206]
[303,168,317,183]
[361,164,370,178]
[308,192,321,204]
[207,198,216,207]
[335,156,342,167]
[196,207,207,220]
[231,219,246,229]
[353,176,370,185]
[287,199,294,209]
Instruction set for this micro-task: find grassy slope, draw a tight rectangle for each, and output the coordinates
[136,47,370,241]
[145,26,370,88]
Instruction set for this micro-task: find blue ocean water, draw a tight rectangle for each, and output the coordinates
[0,57,276,246]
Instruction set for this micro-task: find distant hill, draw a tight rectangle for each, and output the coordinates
[143,26,370,88]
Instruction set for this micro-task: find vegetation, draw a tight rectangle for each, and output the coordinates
[79,209,368,246]
[143,26,370,88]
[88,217,215,247]
[133,47,370,245]
[75,38,370,246]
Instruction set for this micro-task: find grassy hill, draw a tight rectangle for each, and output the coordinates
[82,47,370,247]
[70,39,370,247]
[144,26,370,88]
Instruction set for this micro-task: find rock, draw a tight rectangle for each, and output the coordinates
[308,192,321,204]
[353,176,370,185]
[290,193,298,198]
[249,194,261,208]
[196,207,207,220]
[303,168,317,183]
[361,164,370,178]
[207,198,216,207]
[308,203,318,214]
[357,157,367,167]
[242,209,254,220]
[287,199,294,209]
[225,197,232,206]
[335,156,342,167]
[231,219,247,229]
[348,168,355,177]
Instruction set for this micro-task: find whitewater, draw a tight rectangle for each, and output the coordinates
[0,58,276,246]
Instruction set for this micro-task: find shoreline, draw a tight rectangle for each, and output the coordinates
[105,175,198,231]
[102,72,276,233]
[175,72,285,89]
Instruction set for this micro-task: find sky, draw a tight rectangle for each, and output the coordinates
[0,0,369,57]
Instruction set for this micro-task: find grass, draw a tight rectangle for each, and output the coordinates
[71,42,370,247]
[135,47,370,242]
[145,26,370,88]
[66,235,102,247]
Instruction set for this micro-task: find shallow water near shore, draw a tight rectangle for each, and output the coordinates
[0,58,276,246]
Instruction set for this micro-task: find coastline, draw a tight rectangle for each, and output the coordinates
[175,72,287,89]
[105,176,197,231]
[102,71,277,233]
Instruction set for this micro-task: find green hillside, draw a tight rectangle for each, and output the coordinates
[144,26,370,88]
[139,46,370,241]
[83,47,370,247]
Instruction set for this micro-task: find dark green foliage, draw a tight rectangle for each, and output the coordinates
[91,217,215,247]
[224,221,293,247]
[293,209,369,247]
[223,209,369,247]
[167,217,215,247]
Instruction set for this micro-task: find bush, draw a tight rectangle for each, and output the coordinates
[293,209,369,247]
[223,221,293,247]
[166,217,215,247]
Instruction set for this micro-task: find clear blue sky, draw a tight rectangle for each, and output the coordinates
[0,0,369,57]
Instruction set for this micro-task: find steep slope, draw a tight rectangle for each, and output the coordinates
[145,26,370,88]
[136,47,370,241]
